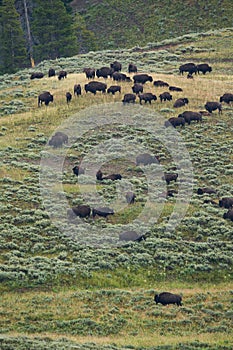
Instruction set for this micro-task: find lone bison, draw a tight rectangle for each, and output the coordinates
[219,197,233,209]
[48,68,55,77]
[159,92,172,102]
[85,81,107,94]
[73,165,85,176]
[154,292,182,306]
[38,91,53,107]
[74,84,81,96]
[163,173,178,185]
[133,74,153,84]
[154,80,169,87]
[128,63,138,73]
[66,92,72,104]
[107,85,121,95]
[83,68,95,79]
[119,231,145,242]
[125,191,136,204]
[165,117,185,128]
[223,209,233,221]
[67,205,91,219]
[179,62,197,75]
[139,93,157,104]
[173,98,189,108]
[220,93,233,104]
[92,207,114,218]
[197,63,212,75]
[132,83,143,95]
[30,72,44,80]
[122,93,136,104]
[136,153,159,166]
[204,101,222,114]
[58,70,67,80]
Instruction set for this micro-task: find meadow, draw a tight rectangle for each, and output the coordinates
[0,28,232,349]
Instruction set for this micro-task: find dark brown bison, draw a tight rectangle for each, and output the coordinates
[112,72,131,82]
[154,292,182,306]
[110,61,122,72]
[219,197,233,209]
[125,191,136,204]
[68,205,91,219]
[96,170,103,181]
[139,93,157,105]
[72,165,85,176]
[30,72,44,80]
[223,209,233,221]
[85,81,107,94]
[58,70,67,80]
[178,111,202,124]
[96,67,113,79]
[159,92,172,102]
[197,63,212,74]
[122,93,136,104]
[96,170,122,181]
[48,68,55,77]
[169,86,183,92]
[48,132,68,148]
[179,62,197,75]
[74,84,81,96]
[119,230,145,242]
[204,102,222,114]
[165,117,185,128]
[132,83,143,95]
[83,67,95,79]
[128,63,138,73]
[92,207,114,218]
[163,173,178,185]
[197,187,217,195]
[38,91,53,107]
[173,98,189,108]
[66,92,72,104]
[136,153,159,166]
[133,74,153,84]
[107,85,121,94]
[153,80,169,87]
[220,93,233,104]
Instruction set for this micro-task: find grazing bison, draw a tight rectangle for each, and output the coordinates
[133,74,153,84]
[58,70,67,80]
[110,61,122,72]
[83,67,95,79]
[30,72,44,80]
[112,72,131,82]
[204,101,222,114]
[153,80,169,87]
[72,165,85,176]
[107,85,121,95]
[169,86,183,92]
[178,111,202,124]
[68,205,91,219]
[128,63,138,73]
[219,197,233,209]
[179,62,197,75]
[48,131,68,148]
[38,91,53,107]
[163,173,178,185]
[197,63,212,75]
[173,98,189,108]
[119,231,145,242]
[154,292,182,306]
[220,93,233,104]
[132,83,143,94]
[85,81,107,94]
[96,67,113,79]
[48,68,55,77]
[159,91,172,102]
[122,93,136,104]
[197,187,217,195]
[165,117,185,128]
[139,93,157,104]
[66,92,72,104]
[223,209,233,221]
[92,207,114,218]
[74,84,81,96]
[125,191,136,204]
[136,153,159,166]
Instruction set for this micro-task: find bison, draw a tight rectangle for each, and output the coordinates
[73,165,85,176]
[85,81,107,94]
[128,63,138,73]
[197,187,217,195]
[67,205,91,219]
[119,230,145,242]
[122,93,136,104]
[178,111,202,124]
[159,92,172,102]
[112,72,131,82]
[136,153,159,166]
[179,62,197,75]
[58,70,67,80]
[107,85,121,95]
[92,207,114,218]
[74,84,81,96]
[125,191,136,204]
[163,173,178,185]
[223,209,233,221]
[165,117,185,128]
[30,72,44,80]
[110,61,122,72]
[169,86,183,92]
[220,93,233,104]
[154,292,182,306]
[173,98,189,108]
[219,197,233,209]
[96,170,122,181]
[197,63,212,75]
[204,101,222,114]
[133,74,153,84]
[96,67,113,79]
[132,83,143,95]
[48,68,55,77]
[83,67,95,79]
[38,91,53,107]
[139,93,157,104]
[48,131,68,148]
[66,92,72,104]
[153,80,169,87]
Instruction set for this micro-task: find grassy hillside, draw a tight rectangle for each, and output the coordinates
[71,0,233,50]
[0,29,233,349]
